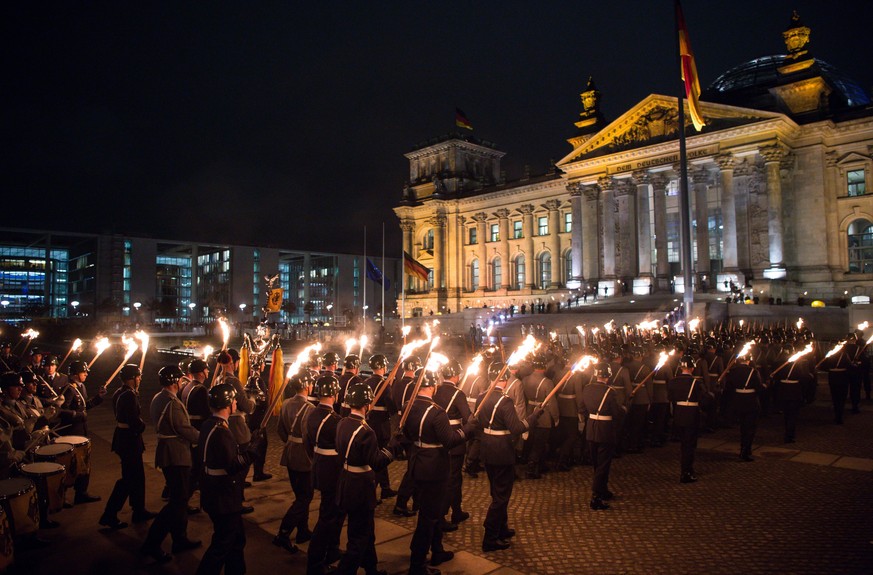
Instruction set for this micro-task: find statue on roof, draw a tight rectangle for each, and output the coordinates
[783,10,811,60]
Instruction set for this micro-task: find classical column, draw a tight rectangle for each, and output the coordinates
[599,176,616,279]
[545,199,562,287]
[716,154,739,271]
[824,152,842,273]
[693,168,711,285]
[496,208,511,289]
[472,212,488,291]
[568,184,584,287]
[614,181,637,279]
[633,171,652,278]
[519,204,536,289]
[432,213,447,290]
[760,144,786,277]
[581,187,600,282]
[400,220,414,291]
[651,174,671,289]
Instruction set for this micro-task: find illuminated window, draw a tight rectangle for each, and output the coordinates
[848,169,866,197]
[470,259,480,290]
[514,255,525,289]
[424,229,434,250]
[564,250,573,283]
[564,212,572,233]
[513,221,523,239]
[537,216,548,236]
[490,224,499,242]
[538,252,551,288]
[848,218,873,273]
[491,257,501,289]
[469,227,477,245]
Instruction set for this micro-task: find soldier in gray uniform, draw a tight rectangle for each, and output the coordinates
[274,371,316,553]
[218,349,255,512]
[522,355,558,479]
[579,363,625,510]
[142,366,202,562]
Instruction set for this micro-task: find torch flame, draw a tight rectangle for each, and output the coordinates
[286,342,323,380]
[202,345,214,359]
[345,338,358,358]
[796,318,804,330]
[655,351,670,371]
[218,318,230,350]
[121,334,139,359]
[402,325,411,337]
[425,352,449,372]
[737,341,754,359]
[591,327,599,335]
[786,343,814,363]
[572,355,598,372]
[134,330,150,355]
[22,329,39,339]
[549,331,557,341]
[636,320,659,331]
[858,321,869,331]
[739,320,745,327]
[486,325,494,338]
[466,354,484,376]
[867,333,873,346]
[688,318,701,332]
[576,325,585,335]
[604,320,614,334]
[358,335,369,358]
[824,341,845,359]
[507,334,539,367]
[72,338,83,352]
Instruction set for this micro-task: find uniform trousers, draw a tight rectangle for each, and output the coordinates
[104,450,145,515]
[781,400,802,441]
[526,427,550,472]
[587,440,614,499]
[145,466,192,548]
[556,416,579,465]
[648,403,669,445]
[441,453,464,520]
[279,468,312,535]
[335,506,377,575]
[483,464,515,542]
[677,425,697,475]
[736,410,758,455]
[829,381,849,423]
[849,375,862,411]
[410,479,447,568]
[196,511,246,575]
[306,486,344,574]
[395,449,417,509]
[623,405,648,451]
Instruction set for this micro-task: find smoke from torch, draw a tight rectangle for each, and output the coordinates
[88,337,111,368]
[345,338,357,358]
[218,318,230,350]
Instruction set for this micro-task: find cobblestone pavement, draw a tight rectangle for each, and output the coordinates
[11,350,872,575]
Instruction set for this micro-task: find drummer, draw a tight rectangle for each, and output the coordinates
[1,373,32,451]
[100,364,155,529]
[58,360,105,505]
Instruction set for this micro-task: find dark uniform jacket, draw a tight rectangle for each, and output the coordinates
[401,395,466,481]
[522,371,559,428]
[198,415,252,515]
[433,383,470,457]
[606,364,633,406]
[390,374,414,416]
[44,372,68,395]
[474,387,529,466]
[150,388,200,468]
[726,363,764,413]
[363,374,394,436]
[335,413,393,511]
[111,385,146,454]
[304,403,342,492]
[224,374,253,445]
[626,360,653,406]
[59,380,102,436]
[579,382,623,444]
[668,374,707,427]
[337,372,361,416]
[278,394,313,472]
[181,381,210,430]
[772,359,812,402]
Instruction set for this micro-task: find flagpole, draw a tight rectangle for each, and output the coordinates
[675,0,694,325]
[381,222,385,329]
[363,226,367,324]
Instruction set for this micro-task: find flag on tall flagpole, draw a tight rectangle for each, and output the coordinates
[366,258,391,291]
[455,107,473,130]
[676,0,705,131]
[403,252,430,282]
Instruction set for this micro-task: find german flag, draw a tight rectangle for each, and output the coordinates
[404,251,430,282]
[676,0,705,131]
[455,107,473,130]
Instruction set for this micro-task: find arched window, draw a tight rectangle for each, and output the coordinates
[514,255,525,290]
[848,219,873,273]
[424,229,434,251]
[538,252,551,289]
[564,250,573,283]
[470,259,480,291]
[491,257,502,290]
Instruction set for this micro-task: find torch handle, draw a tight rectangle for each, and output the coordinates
[816,348,844,370]
[58,348,75,371]
[372,360,402,406]
[473,363,511,418]
[259,375,292,431]
[103,356,132,389]
[538,369,575,410]
[398,365,428,430]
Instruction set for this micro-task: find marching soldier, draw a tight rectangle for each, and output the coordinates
[475,362,542,552]
[58,359,105,504]
[668,357,708,483]
[606,351,632,454]
[401,366,471,575]
[274,371,316,553]
[392,356,421,517]
[100,364,155,529]
[337,354,363,417]
[181,359,211,430]
[305,374,345,575]
[141,365,202,563]
[461,352,490,477]
[522,355,558,479]
[0,342,20,372]
[363,354,397,500]
[771,348,811,443]
[42,354,68,394]
[334,381,397,575]
[648,347,673,447]
[433,359,471,531]
[623,348,652,453]
[245,362,272,482]
[196,383,264,575]
[579,363,624,510]
[725,353,764,461]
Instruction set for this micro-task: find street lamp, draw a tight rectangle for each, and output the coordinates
[71,300,79,316]
[133,302,141,311]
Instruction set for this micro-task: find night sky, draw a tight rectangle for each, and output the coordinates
[5,1,872,255]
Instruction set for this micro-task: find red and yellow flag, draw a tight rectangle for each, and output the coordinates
[455,107,473,130]
[268,346,284,416]
[676,1,705,131]
[404,252,430,282]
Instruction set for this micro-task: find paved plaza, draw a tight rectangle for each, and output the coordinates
[10,348,873,575]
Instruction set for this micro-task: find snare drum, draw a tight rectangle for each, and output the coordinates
[0,506,13,570]
[34,443,77,488]
[0,478,39,537]
[20,462,66,516]
[55,435,91,478]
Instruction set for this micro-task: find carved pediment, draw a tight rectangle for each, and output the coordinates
[558,94,786,167]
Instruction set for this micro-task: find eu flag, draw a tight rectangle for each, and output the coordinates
[366,259,390,291]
